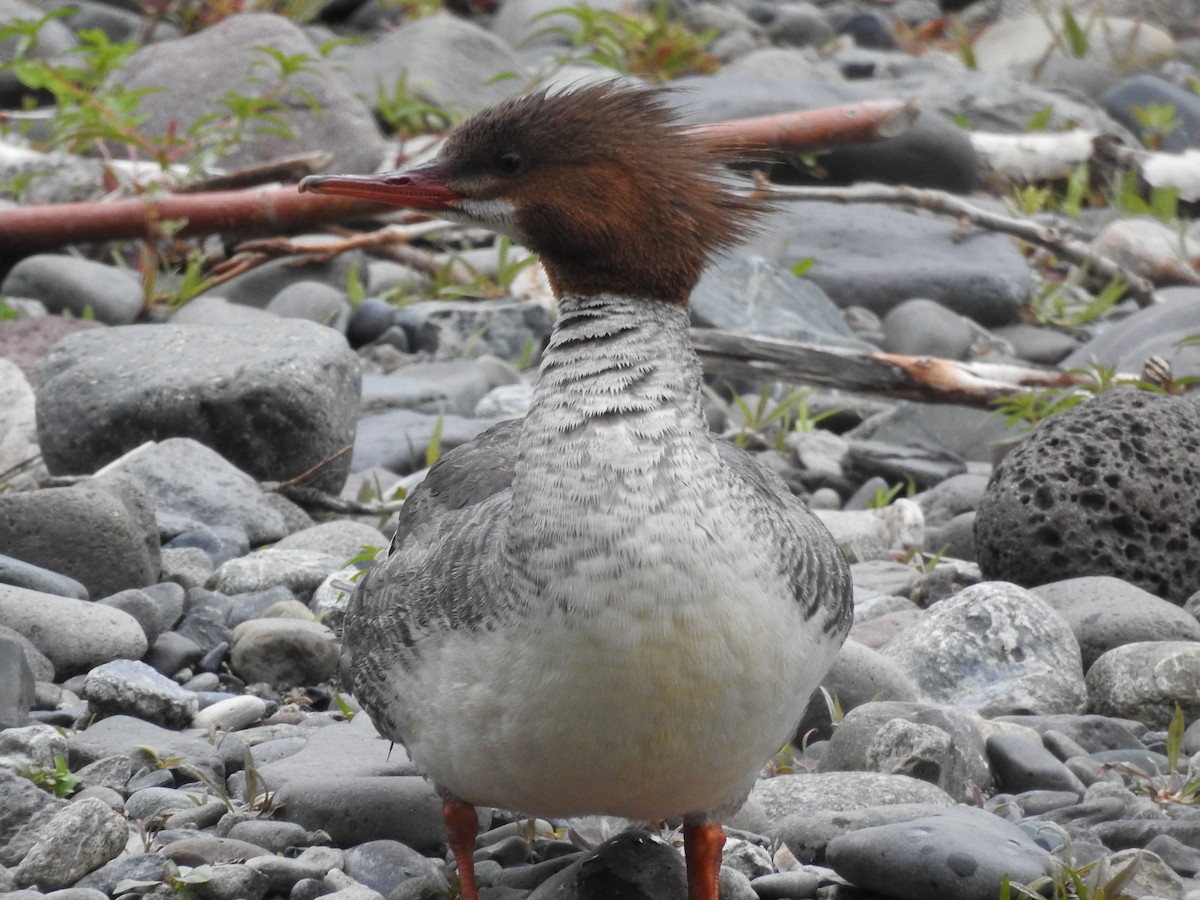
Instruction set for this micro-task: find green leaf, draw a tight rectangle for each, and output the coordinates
[790,256,816,277]
[1166,703,1185,774]
[1025,105,1054,131]
[1060,7,1089,57]
[426,413,445,468]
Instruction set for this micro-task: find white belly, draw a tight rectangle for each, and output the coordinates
[381,555,834,820]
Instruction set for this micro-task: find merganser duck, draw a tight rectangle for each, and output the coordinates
[300,82,853,900]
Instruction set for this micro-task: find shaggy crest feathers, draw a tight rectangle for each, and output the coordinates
[440,82,767,304]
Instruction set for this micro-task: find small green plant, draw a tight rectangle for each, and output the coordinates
[1109,170,1179,222]
[20,754,80,798]
[375,71,458,140]
[790,257,816,277]
[0,297,19,321]
[526,1,719,83]
[1025,272,1126,329]
[1005,849,1139,900]
[866,480,912,509]
[426,411,445,468]
[1132,102,1181,150]
[115,864,215,900]
[333,692,357,721]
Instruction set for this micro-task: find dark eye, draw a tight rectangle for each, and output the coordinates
[496,151,522,174]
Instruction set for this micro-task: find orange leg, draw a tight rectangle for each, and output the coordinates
[683,821,725,900]
[442,798,480,900]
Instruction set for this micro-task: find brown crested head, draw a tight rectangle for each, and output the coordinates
[302,82,766,306]
[442,82,765,305]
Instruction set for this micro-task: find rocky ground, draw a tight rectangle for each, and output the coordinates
[3,0,1200,898]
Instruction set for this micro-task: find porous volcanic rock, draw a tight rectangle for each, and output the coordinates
[975,389,1200,603]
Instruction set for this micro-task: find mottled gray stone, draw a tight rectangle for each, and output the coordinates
[750,771,954,825]
[274,775,444,852]
[526,830,687,900]
[1086,641,1200,729]
[83,659,199,729]
[67,715,224,787]
[13,797,128,890]
[882,581,1087,716]
[229,618,339,688]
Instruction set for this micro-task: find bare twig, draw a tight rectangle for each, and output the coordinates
[263,446,353,492]
[768,182,1157,306]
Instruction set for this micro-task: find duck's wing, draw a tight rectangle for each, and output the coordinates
[342,418,522,726]
[714,439,853,641]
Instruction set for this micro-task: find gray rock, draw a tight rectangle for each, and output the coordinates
[1103,76,1200,152]
[117,438,295,545]
[882,298,977,360]
[986,732,1087,795]
[1062,287,1200,378]
[771,802,956,865]
[109,13,383,173]
[98,588,166,643]
[225,819,318,855]
[0,634,35,727]
[745,201,1028,327]
[795,640,921,742]
[818,701,992,802]
[274,521,387,566]
[168,294,281,326]
[342,840,447,896]
[83,659,199,729]
[265,280,351,331]
[0,473,159,597]
[0,768,68,867]
[0,256,142,325]
[526,830,687,900]
[1086,641,1200,729]
[750,771,955,825]
[0,585,148,679]
[229,617,339,687]
[213,548,342,597]
[36,320,361,493]
[913,472,990,528]
[749,870,822,899]
[768,2,834,46]
[125,785,208,820]
[690,255,871,349]
[993,322,1080,366]
[192,695,268,732]
[275,775,443,851]
[254,715,418,788]
[1032,576,1200,671]
[825,805,1053,900]
[341,13,521,116]
[67,714,224,786]
[0,0,77,105]
[13,797,128,890]
[990,714,1145,754]
[882,581,1087,716]
[0,553,88,600]
[0,357,44,491]
[976,389,1200,603]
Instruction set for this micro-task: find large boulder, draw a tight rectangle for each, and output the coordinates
[36,321,361,494]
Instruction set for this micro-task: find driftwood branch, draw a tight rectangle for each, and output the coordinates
[691,328,1090,406]
[0,101,914,256]
[768,182,1157,307]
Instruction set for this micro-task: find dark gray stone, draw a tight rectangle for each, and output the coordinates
[986,732,1087,796]
[0,473,159,597]
[346,297,397,349]
[13,796,128,891]
[83,659,199,729]
[274,775,444,852]
[826,806,1053,900]
[771,802,954,865]
[882,298,977,359]
[1101,75,1200,153]
[744,195,1028,325]
[1032,576,1200,670]
[341,840,447,895]
[0,256,142,325]
[795,640,921,743]
[109,13,384,173]
[976,389,1200,603]
[526,830,687,900]
[990,714,1145,754]
[36,320,361,493]
[67,714,225,786]
[691,255,871,349]
[361,358,519,418]
[264,281,350,332]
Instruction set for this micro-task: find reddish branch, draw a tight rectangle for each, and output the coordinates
[0,101,913,255]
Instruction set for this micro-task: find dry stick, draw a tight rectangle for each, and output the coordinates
[690,328,1091,407]
[768,182,1157,307]
[0,101,915,255]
